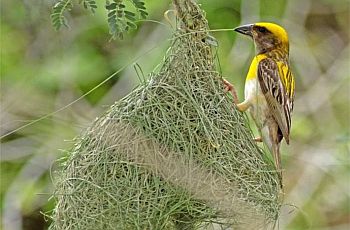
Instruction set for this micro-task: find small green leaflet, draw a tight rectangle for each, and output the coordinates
[50,0,147,39]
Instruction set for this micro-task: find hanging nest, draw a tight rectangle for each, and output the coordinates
[49,0,281,229]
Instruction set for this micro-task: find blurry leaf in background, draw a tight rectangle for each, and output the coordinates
[51,0,73,30]
[50,0,148,39]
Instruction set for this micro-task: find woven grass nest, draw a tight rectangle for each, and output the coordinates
[49,0,281,229]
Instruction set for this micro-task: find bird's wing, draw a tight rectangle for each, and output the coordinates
[257,58,295,144]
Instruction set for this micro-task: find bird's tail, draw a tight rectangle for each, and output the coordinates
[272,143,283,189]
[261,124,284,189]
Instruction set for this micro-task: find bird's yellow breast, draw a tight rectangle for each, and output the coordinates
[244,54,267,100]
[246,54,267,81]
[244,54,270,130]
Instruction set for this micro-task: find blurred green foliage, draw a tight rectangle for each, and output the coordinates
[50,0,148,39]
[1,0,349,229]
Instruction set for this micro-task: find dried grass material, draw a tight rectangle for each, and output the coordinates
[49,0,281,229]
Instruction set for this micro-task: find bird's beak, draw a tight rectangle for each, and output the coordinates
[234,24,253,37]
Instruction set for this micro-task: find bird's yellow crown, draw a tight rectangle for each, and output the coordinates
[255,22,289,45]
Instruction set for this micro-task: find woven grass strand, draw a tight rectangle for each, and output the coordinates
[49,0,281,229]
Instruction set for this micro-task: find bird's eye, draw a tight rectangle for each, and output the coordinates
[258,27,267,33]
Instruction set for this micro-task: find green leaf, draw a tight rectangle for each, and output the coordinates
[80,0,97,13]
[106,0,122,38]
[126,21,137,29]
[51,0,73,31]
[129,0,148,19]
[125,14,135,21]
[50,0,148,39]
[134,1,146,10]
[105,2,117,10]
[139,10,148,19]
[108,10,117,18]
[124,10,135,16]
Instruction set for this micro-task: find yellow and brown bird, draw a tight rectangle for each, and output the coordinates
[224,22,295,182]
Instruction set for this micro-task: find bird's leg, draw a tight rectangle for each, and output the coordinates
[223,79,239,104]
[236,101,250,112]
[223,79,250,112]
[224,79,262,144]
[254,137,263,142]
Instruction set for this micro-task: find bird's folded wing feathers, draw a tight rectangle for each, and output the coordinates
[257,58,293,144]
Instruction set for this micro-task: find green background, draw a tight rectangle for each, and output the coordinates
[1,0,349,229]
